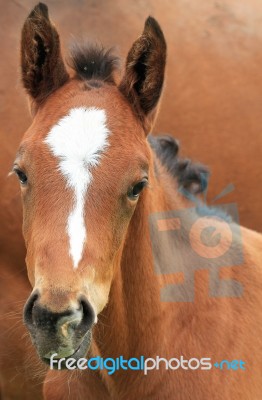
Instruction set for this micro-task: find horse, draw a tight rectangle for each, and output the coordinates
[1,1,262,399]
[0,4,210,397]
[6,3,262,399]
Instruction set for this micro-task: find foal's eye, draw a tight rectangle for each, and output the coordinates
[14,168,28,185]
[128,178,148,200]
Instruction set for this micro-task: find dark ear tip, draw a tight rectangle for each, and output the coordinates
[145,16,157,26]
[144,16,165,41]
[28,2,49,19]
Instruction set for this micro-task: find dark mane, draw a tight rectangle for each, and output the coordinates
[68,42,120,83]
[148,135,209,195]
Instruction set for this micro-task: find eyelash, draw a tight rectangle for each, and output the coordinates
[128,178,148,200]
[13,168,28,185]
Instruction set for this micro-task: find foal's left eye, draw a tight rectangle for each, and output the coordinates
[14,168,28,185]
[128,178,148,200]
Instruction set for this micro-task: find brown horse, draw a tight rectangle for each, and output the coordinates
[0,3,210,397]
[1,2,262,399]
[6,3,262,399]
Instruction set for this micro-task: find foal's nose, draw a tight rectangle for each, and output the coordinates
[24,292,95,337]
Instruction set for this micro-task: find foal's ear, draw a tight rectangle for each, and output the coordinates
[119,17,166,133]
[21,3,69,108]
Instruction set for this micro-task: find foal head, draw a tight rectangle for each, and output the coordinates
[15,3,166,363]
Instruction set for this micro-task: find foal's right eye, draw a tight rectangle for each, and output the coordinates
[14,168,28,185]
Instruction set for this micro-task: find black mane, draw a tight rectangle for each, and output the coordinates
[148,135,209,195]
[68,42,120,83]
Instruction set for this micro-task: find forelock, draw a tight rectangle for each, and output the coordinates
[68,42,120,84]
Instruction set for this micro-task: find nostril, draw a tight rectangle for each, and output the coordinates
[77,298,95,335]
[56,299,95,338]
[23,291,39,327]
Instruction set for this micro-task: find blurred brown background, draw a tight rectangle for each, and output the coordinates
[1,0,262,231]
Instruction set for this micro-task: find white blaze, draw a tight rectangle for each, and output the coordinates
[44,107,110,269]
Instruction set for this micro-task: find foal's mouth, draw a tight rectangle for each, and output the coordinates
[42,329,92,369]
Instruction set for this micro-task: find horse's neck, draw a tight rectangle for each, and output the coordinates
[94,166,183,359]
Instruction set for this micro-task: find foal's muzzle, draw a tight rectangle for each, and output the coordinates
[23,292,95,365]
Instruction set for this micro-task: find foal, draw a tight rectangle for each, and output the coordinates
[16,3,262,399]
